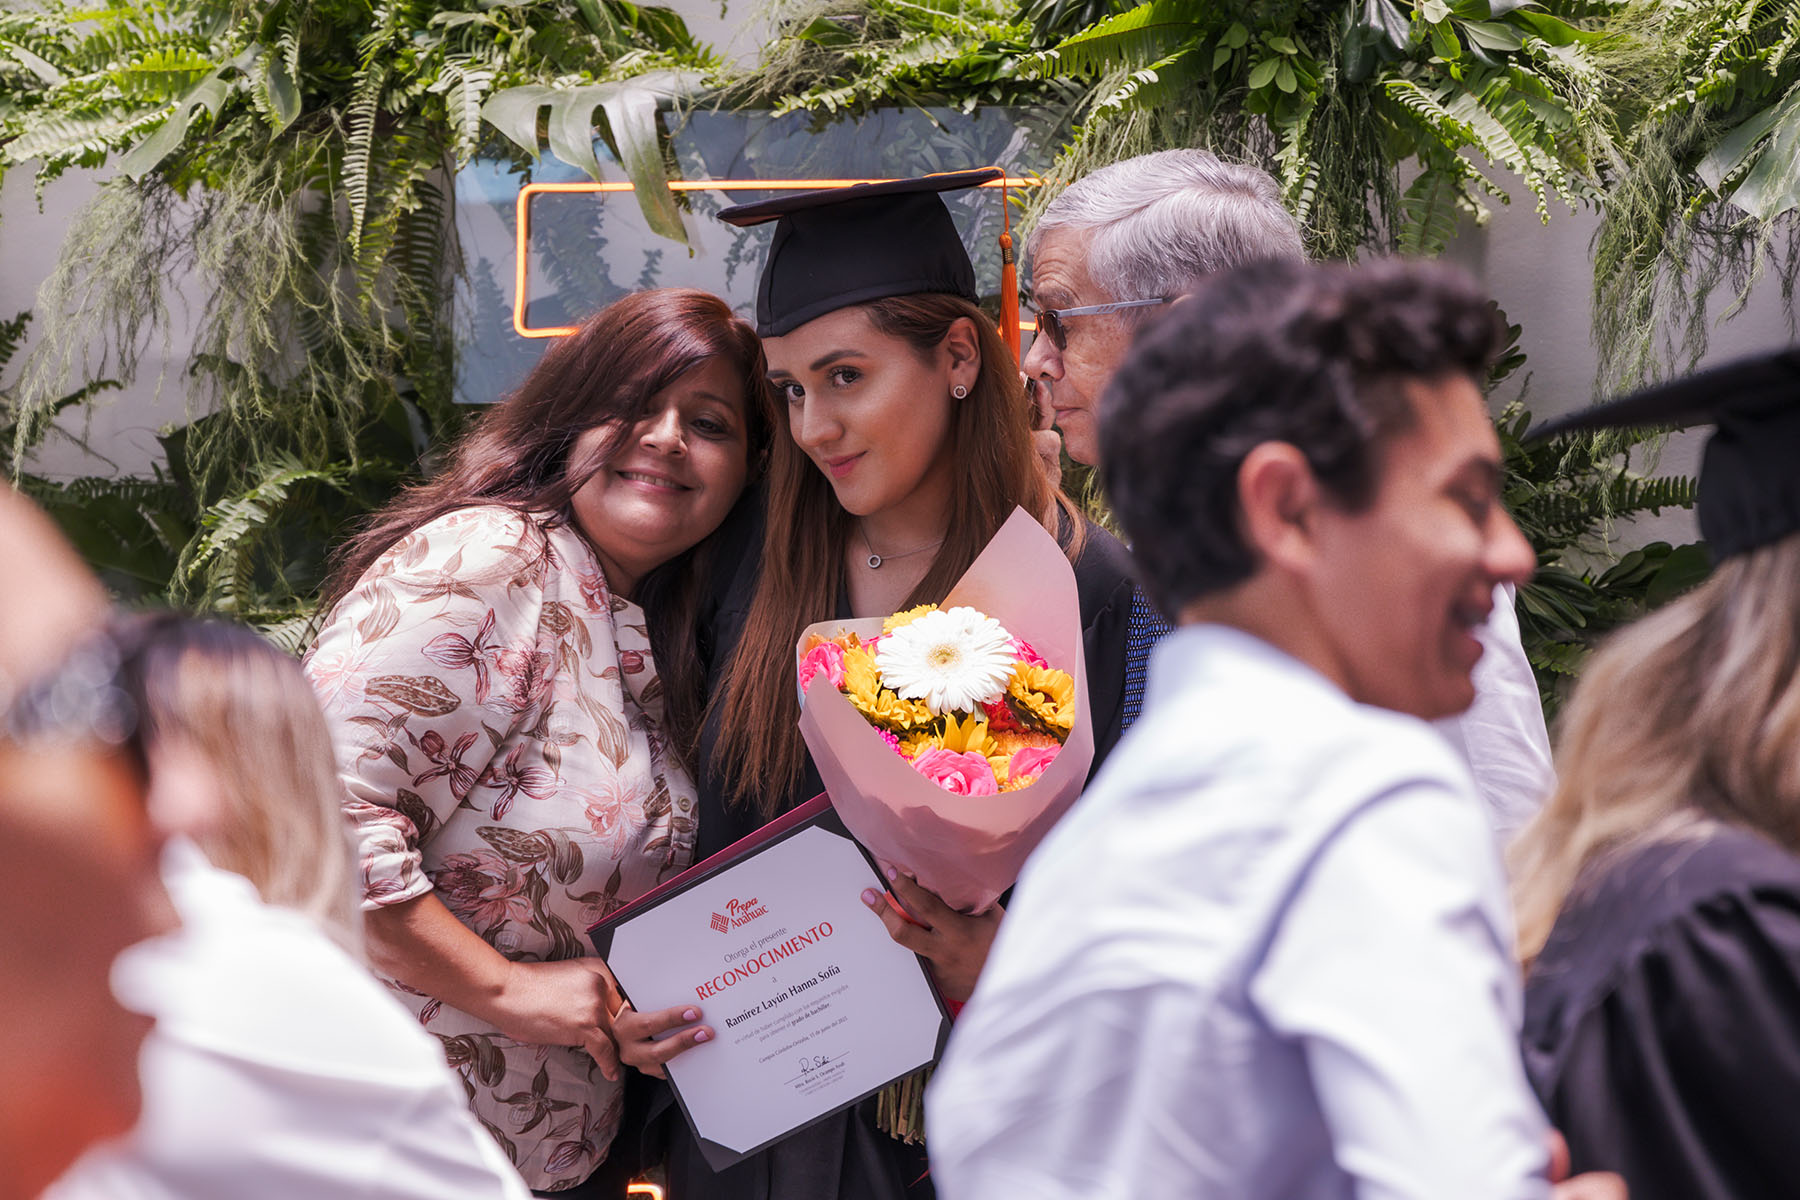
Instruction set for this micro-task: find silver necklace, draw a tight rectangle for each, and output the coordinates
[858,524,944,570]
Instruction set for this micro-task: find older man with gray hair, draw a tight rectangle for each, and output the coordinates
[1025,148,1306,467]
[1023,147,1553,844]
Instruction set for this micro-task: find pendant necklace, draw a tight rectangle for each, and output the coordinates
[858,524,944,570]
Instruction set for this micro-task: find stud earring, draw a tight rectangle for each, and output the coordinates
[952,384,968,399]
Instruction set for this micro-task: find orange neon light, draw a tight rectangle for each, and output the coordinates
[512,177,1043,339]
[626,1185,664,1200]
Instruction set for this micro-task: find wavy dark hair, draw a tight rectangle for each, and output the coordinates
[710,293,1083,814]
[321,288,773,762]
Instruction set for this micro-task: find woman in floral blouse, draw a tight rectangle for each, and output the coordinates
[305,289,772,1196]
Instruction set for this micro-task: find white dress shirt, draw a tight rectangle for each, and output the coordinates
[1433,582,1555,846]
[46,841,530,1200]
[928,625,1551,1200]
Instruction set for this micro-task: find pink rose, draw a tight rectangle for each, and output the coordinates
[1009,637,1050,669]
[798,641,847,694]
[1006,744,1061,785]
[911,748,999,796]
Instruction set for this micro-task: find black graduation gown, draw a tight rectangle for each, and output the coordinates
[643,495,1134,1200]
[1522,825,1800,1200]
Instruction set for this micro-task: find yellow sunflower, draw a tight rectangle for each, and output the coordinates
[883,604,939,634]
[854,688,938,733]
[836,646,933,731]
[938,714,1016,775]
[1007,664,1076,736]
[902,713,1015,778]
[841,646,880,704]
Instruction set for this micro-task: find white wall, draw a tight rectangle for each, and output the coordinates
[0,165,202,479]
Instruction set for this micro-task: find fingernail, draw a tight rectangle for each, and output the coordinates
[885,867,898,881]
[683,1008,699,1022]
[693,1029,711,1043]
[861,888,882,908]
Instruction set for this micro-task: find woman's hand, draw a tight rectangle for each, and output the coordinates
[492,958,623,1080]
[609,1001,714,1079]
[861,870,1003,1003]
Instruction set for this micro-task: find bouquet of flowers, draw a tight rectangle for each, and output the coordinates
[795,509,1094,914]
[798,605,1074,796]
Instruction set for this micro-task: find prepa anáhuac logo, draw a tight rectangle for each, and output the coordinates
[713,896,768,932]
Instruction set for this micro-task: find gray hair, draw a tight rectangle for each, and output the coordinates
[1032,149,1306,302]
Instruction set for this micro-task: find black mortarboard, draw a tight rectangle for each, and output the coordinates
[1528,347,1800,560]
[717,168,1003,338]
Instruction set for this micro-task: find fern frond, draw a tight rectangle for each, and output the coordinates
[1397,165,1468,256]
[1088,45,1205,119]
[177,455,353,609]
[112,45,214,100]
[1045,0,1202,79]
[1383,77,1480,149]
[3,107,162,166]
[342,63,385,256]
[1609,473,1699,515]
[429,57,493,163]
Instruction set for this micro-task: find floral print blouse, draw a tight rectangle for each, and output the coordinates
[305,505,697,1191]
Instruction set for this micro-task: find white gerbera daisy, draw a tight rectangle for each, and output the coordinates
[874,605,1014,713]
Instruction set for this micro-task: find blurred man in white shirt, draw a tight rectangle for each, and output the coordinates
[930,259,1617,1200]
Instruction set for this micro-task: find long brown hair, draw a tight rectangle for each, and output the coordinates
[711,293,1083,814]
[322,289,772,763]
[1510,533,1800,966]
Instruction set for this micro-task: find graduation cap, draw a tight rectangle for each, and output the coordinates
[1528,347,1800,560]
[718,168,1019,355]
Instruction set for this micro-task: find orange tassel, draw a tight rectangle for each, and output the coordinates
[999,175,1021,364]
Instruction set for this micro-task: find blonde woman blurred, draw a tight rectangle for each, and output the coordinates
[48,616,530,1200]
[130,616,362,948]
[1512,351,1800,1200]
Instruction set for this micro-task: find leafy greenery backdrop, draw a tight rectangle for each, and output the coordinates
[3,0,1790,704]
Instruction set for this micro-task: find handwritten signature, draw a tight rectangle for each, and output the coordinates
[784,1052,845,1087]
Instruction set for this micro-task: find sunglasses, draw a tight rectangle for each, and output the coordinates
[1032,297,1174,351]
[1,617,145,760]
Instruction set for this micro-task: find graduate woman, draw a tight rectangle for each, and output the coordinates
[1511,349,1800,1200]
[634,170,1134,1200]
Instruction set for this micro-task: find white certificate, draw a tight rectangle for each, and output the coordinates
[594,804,948,1168]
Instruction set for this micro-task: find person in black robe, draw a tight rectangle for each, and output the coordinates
[1512,348,1800,1200]
[626,172,1135,1200]
[1522,826,1800,1200]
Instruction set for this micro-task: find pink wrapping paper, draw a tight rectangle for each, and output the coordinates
[795,508,1094,914]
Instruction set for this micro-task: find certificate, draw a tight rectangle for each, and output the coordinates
[590,796,949,1169]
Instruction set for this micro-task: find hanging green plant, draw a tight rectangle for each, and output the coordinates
[1030,0,1617,259]
[1590,0,1800,392]
[0,0,717,628]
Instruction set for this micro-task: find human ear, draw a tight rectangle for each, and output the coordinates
[1236,442,1320,574]
[941,316,982,393]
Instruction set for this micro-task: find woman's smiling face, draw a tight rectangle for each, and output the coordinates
[567,356,751,596]
[762,306,964,520]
